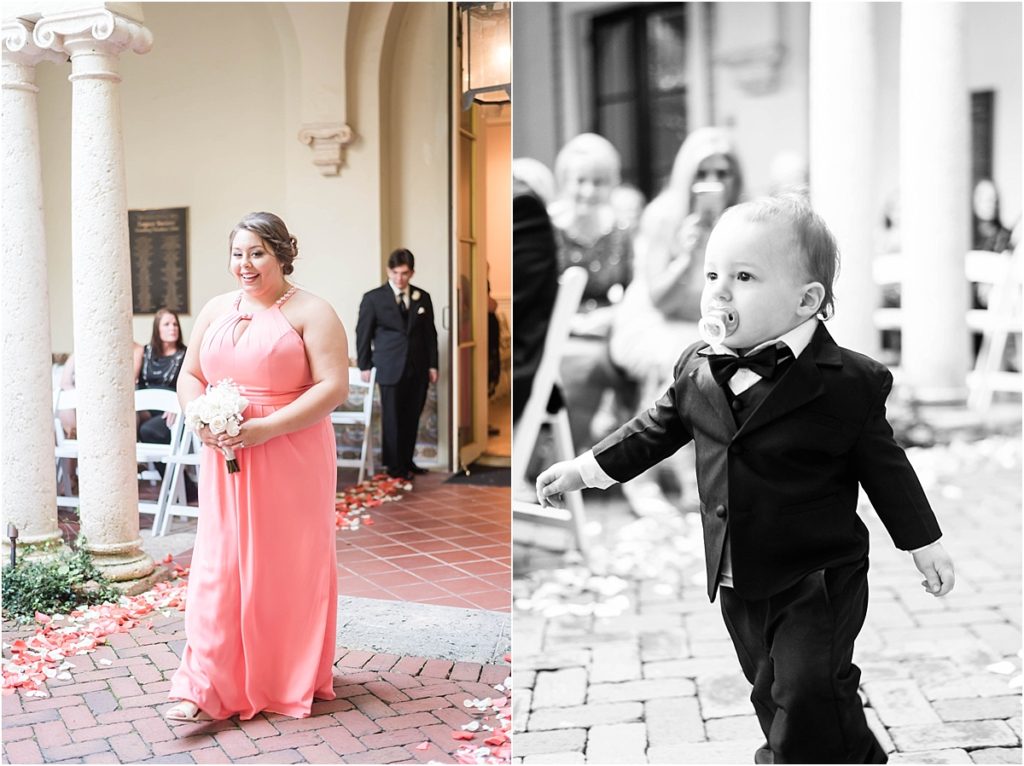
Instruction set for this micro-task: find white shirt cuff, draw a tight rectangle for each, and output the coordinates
[575,450,618,489]
[910,537,942,554]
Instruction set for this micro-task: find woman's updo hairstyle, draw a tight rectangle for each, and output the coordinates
[229,212,299,275]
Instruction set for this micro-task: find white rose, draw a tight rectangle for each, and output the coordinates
[209,415,228,434]
[225,419,240,437]
[412,290,421,301]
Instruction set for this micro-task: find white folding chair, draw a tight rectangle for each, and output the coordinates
[967,247,1022,409]
[155,428,200,536]
[512,267,591,558]
[54,388,80,508]
[134,389,185,521]
[332,368,377,485]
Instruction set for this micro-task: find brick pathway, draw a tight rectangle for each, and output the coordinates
[513,435,1022,763]
[2,609,510,764]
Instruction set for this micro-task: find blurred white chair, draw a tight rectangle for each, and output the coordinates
[155,428,200,536]
[332,367,377,485]
[54,388,80,508]
[512,267,591,559]
[134,389,185,521]
[967,248,1022,409]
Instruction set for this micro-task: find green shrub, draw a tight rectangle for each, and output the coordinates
[1,540,121,622]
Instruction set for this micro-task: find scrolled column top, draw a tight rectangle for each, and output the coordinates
[2,18,66,65]
[33,8,152,57]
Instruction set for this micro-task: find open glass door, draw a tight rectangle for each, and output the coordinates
[454,93,489,471]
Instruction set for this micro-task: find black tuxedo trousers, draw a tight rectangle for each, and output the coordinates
[720,560,887,763]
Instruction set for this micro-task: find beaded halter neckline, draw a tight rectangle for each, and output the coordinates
[234,286,297,320]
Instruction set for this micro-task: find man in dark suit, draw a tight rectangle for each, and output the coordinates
[356,248,438,480]
[537,196,954,764]
[512,176,559,423]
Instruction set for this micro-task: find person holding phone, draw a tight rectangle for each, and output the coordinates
[608,128,744,515]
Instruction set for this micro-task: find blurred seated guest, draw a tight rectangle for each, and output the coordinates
[612,127,744,398]
[137,308,187,444]
[59,343,144,439]
[973,179,1013,254]
[549,133,634,339]
[609,127,744,514]
[970,180,1016,363]
[549,133,637,450]
[512,165,559,424]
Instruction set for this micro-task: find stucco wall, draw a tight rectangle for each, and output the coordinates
[35,1,455,370]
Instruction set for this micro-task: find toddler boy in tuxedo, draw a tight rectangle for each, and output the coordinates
[536,195,955,764]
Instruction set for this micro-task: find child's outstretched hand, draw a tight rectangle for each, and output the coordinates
[912,541,955,597]
[536,461,585,509]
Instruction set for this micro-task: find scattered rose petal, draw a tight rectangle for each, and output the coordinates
[987,661,1015,675]
[415,741,430,751]
[451,730,475,741]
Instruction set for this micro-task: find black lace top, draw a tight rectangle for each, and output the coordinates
[139,344,186,390]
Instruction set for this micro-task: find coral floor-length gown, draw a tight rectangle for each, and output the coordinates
[169,289,338,719]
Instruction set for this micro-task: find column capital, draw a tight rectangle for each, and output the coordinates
[2,19,66,67]
[298,122,355,177]
[33,7,151,58]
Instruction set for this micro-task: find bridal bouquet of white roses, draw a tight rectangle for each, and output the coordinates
[184,379,249,474]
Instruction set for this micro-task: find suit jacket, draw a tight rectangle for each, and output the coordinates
[356,283,439,386]
[512,180,559,422]
[593,323,942,601]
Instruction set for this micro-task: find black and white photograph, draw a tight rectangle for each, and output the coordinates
[512,3,1022,764]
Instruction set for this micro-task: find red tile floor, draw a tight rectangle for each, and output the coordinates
[335,472,511,612]
[150,470,511,613]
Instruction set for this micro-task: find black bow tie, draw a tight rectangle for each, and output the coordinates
[706,344,793,387]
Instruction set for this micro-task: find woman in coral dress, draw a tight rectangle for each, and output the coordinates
[166,212,349,721]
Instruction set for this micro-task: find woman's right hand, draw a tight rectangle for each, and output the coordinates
[194,424,222,450]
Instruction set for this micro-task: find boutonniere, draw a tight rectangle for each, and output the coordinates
[411,290,421,301]
[417,306,426,315]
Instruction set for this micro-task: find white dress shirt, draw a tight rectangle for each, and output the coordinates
[389,281,409,310]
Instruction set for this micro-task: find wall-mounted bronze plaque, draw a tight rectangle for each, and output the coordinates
[129,207,189,315]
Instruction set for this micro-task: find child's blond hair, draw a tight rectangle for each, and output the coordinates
[722,194,840,319]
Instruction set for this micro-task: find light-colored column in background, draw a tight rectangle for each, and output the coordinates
[34,8,157,587]
[809,2,878,358]
[900,3,970,400]
[687,3,712,130]
[1,19,67,562]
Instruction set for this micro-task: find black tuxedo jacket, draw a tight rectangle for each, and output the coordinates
[355,283,439,386]
[593,323,941,601]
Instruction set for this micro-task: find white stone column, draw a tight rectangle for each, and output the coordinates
[34,8,157,586]
[808,3,878,357]
[900,3,970,400]
[687,3,712,130]
[1,20,67,562]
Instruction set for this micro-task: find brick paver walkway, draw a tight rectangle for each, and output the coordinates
[2,609,510,764]
[513,435,1022,763]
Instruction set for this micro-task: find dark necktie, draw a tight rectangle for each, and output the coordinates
[397,292,409,319]
[706,343,794,388]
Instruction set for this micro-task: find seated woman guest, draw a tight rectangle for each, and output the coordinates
[138,308,187,444]
[548,133,637,451]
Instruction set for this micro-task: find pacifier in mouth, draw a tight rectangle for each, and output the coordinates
[698,308,739,345]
